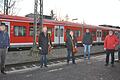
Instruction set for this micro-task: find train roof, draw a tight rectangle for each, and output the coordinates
[0,14,120,31]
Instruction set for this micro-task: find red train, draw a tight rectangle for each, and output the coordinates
[0,14,119,48]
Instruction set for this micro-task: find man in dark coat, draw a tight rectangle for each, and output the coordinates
[82,29,93,64]
[38,27,51,68]
[0,25,10,74]
[66,30,77,64]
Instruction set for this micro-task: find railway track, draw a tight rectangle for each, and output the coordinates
[5,50,106,73]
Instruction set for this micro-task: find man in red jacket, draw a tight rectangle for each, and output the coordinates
[104,30,119,67]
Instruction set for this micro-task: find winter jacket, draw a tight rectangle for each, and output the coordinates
[82,32,93,45]
[0,31,10,48]
[104,35,119,50]
[66,33,77,50]
[38,32,51,55]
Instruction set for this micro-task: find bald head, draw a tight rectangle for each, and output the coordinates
[42,27,47,33]
[70,31,74,36]
[109,30,113,36]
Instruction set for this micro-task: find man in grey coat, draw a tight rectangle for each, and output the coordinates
[0,25,10,74]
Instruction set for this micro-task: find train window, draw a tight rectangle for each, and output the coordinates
[29,27,40,36]
[60,28,63,37]
[97,31,101,37]
[115,31,118,36]
[47,28,52,36]
[55,28,59,37]
[14,26,26,36]
[103,31,108,36]
[74,30,80,37]
[29,27,34,36]
[92,31,96,36]
[99,32,102,37]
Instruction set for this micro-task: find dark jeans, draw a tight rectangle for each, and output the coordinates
[106,49,115,65]
[67,49,75,64]
[118,48,120,60]
[40,55,47,66]
[0,48,7,71]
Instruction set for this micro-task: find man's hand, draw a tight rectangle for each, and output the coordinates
[83,44,85,46]
[51,47,53,49]
[104,48,106,51]
[75,46,77,48]
[39,47,42,50]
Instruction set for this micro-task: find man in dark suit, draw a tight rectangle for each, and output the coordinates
[38,27,51,68]
[66,30,77,64]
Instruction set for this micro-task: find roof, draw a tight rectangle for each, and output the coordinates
[0,14,119,31]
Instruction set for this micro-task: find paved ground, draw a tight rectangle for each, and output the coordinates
[0,53,120,80]
[6,45,104,65]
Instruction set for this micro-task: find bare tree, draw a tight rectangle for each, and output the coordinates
[0,0,22,15]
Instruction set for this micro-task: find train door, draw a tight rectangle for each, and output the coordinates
[1,22,10,37]
[96,30,102,42]
[54,26,64,44]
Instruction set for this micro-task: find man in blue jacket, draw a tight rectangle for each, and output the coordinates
[82,29,93,64]
[0,25,10,74]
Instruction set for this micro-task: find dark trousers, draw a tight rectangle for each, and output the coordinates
[67,49,75,64]
[106,49,115,64]
[118,48,120,60]
[0,48,7,71]
[40,55,47,66]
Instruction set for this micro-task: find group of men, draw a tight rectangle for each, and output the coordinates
[0,25,120,75]
[38,27,120,67]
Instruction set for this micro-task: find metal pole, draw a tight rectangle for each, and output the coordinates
[39,0,43,32]
[82,21,84,39]
[33,0,38,48]
[4,0,6,14]
[6,0,8,15]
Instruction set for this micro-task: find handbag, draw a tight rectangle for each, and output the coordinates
[48,34,52,54]
[70,37,78,54]
[72,46,78,54]
[48,45,52,53]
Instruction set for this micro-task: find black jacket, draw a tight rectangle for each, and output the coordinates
[66,33,77,50]
[0,31,10,48]
[82,32,93,45]
[38,32,51,55]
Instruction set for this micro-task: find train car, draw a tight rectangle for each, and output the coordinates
[0,14,120,48]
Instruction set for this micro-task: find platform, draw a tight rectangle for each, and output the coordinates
[0,52,120,80]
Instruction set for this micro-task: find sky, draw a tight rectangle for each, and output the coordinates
[3,0,120,26]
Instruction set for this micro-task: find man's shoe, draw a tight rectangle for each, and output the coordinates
[105,64,108,66]
[67,62,69,64]
[44,65,48,67]
[40,65,43,68]
[111,64,114,67]
[73,62,76,64]
[118,60,120,62]
[87,61,91,64]
[1,71,7,75]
